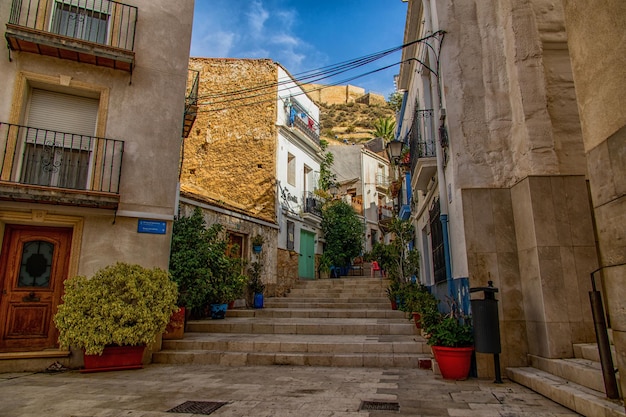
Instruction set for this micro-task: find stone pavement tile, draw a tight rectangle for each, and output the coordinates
[0,365,585,417]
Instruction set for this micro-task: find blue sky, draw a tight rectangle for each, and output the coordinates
[190,0,408,99]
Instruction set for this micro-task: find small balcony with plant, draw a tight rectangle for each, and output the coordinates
[5,0,138,72]
[285,97,320,146]
[0,122,124,208]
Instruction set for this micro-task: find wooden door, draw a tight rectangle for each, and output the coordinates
[0,225,72,352]
[298,230,315,279]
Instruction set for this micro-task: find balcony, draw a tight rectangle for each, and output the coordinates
[5,0,137,72]
[409,109,437,192]
[375,173,389,191]
[183,69,199,138]
[302,191,322,218]
[0,122,123,208]
[351,195,363,215]
[378,205,393,222]
[286,98,320,146]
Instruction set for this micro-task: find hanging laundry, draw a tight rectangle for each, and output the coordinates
[308,117,314,130]
[289,107,296,126]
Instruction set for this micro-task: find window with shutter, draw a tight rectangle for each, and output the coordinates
[20,89,99,190]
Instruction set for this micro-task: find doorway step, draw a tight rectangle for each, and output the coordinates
[507,340,624,417]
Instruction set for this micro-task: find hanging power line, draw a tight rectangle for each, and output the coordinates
[193,31,445,109]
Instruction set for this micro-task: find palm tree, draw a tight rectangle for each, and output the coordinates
[373,117,396,142]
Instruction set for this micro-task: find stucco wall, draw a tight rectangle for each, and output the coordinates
[0,0,194,274]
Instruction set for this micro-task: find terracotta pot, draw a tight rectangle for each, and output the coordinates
[81,345,145,373]
[431,345,473,380]
[412,312,421,329]
[390,299,398,310]
[163,307,185,340]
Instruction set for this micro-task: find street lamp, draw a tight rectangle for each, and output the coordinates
[386,139,405,165]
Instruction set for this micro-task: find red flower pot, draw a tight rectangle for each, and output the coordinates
[412,312,421,329]
[81,345,145,373]
[390,300,398,310]
[431,345,473,380]
[163,307,185,340]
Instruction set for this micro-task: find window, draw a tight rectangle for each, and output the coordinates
[303,165,311,192]
[429,197,446,284]
[287,153,296,186]
[20,89,98,189]
[52,0,110,44]
[286,221,295,250]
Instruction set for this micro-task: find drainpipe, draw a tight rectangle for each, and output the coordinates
[423,0,453,297]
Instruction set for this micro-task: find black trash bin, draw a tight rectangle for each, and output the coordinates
[470,281,502,383]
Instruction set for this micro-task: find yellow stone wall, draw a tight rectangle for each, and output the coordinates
[181,58,279,223]
[304,84,366,105]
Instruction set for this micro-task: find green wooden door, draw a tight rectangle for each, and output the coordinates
[298,230,315,279]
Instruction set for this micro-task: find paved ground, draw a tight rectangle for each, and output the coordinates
[0,364,581,417]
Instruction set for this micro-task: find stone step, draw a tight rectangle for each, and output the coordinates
[507,366,625,417]
[574,342,617,365]
[266,297,388,304]
[529,354,609,394]
[162,333,428,354]
[286,290,388,297]
[186,317,417,336]
[227,308,407,319]
[153,349,430,368]
[263,301,391,310]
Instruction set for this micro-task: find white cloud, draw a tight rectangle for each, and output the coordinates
[191,30,236,58]
[270,33,299,47]
[247,0,269,34]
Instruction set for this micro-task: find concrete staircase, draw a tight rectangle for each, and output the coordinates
[507,341,625,417]
[153,276,432,368]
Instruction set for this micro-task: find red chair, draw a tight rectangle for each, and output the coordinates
[371,261,382,277]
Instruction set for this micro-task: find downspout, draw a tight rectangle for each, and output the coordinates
[423,0,453,297]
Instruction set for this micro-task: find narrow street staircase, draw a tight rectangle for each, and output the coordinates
[153,276,431,368]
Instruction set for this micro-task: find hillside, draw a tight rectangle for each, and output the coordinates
[318,101,396,145]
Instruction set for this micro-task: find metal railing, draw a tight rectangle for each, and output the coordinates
[0,122,124,193]
[287,98,320,146]
[302,191,322,217]
[8,0,138,51]
[375,173,389,188]
[409,109,436,174]
[183,69,199,138]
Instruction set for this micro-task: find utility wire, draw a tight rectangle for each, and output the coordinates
[196,60,408,114]
[194,31,444,104]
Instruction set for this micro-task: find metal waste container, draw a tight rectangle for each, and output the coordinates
[470,281,502,382]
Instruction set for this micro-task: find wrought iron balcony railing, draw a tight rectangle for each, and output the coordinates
[303,191,322,217]
[6,0,137,71]
[0,122,124,194]
[286,98,320,146]
[409,109,436,174]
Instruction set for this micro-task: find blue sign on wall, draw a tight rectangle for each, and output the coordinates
[137,219,167,234]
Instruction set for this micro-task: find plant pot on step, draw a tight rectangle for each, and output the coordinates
[253,293,264,308]
[210,303,228,319]
[81,345,145,373]
[163,307,185,340]
[431,345,474,380]
[412,312,421,329]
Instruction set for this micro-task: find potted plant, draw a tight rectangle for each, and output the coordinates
[247,261,265,308]
[251,234,264,253]
[321,200,364,276]
[205,227,247,319]
[53,262,178,372]
[169,208,213,321]
[423,302,474,380]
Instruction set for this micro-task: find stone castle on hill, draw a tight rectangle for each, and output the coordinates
[302,84,387,106]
